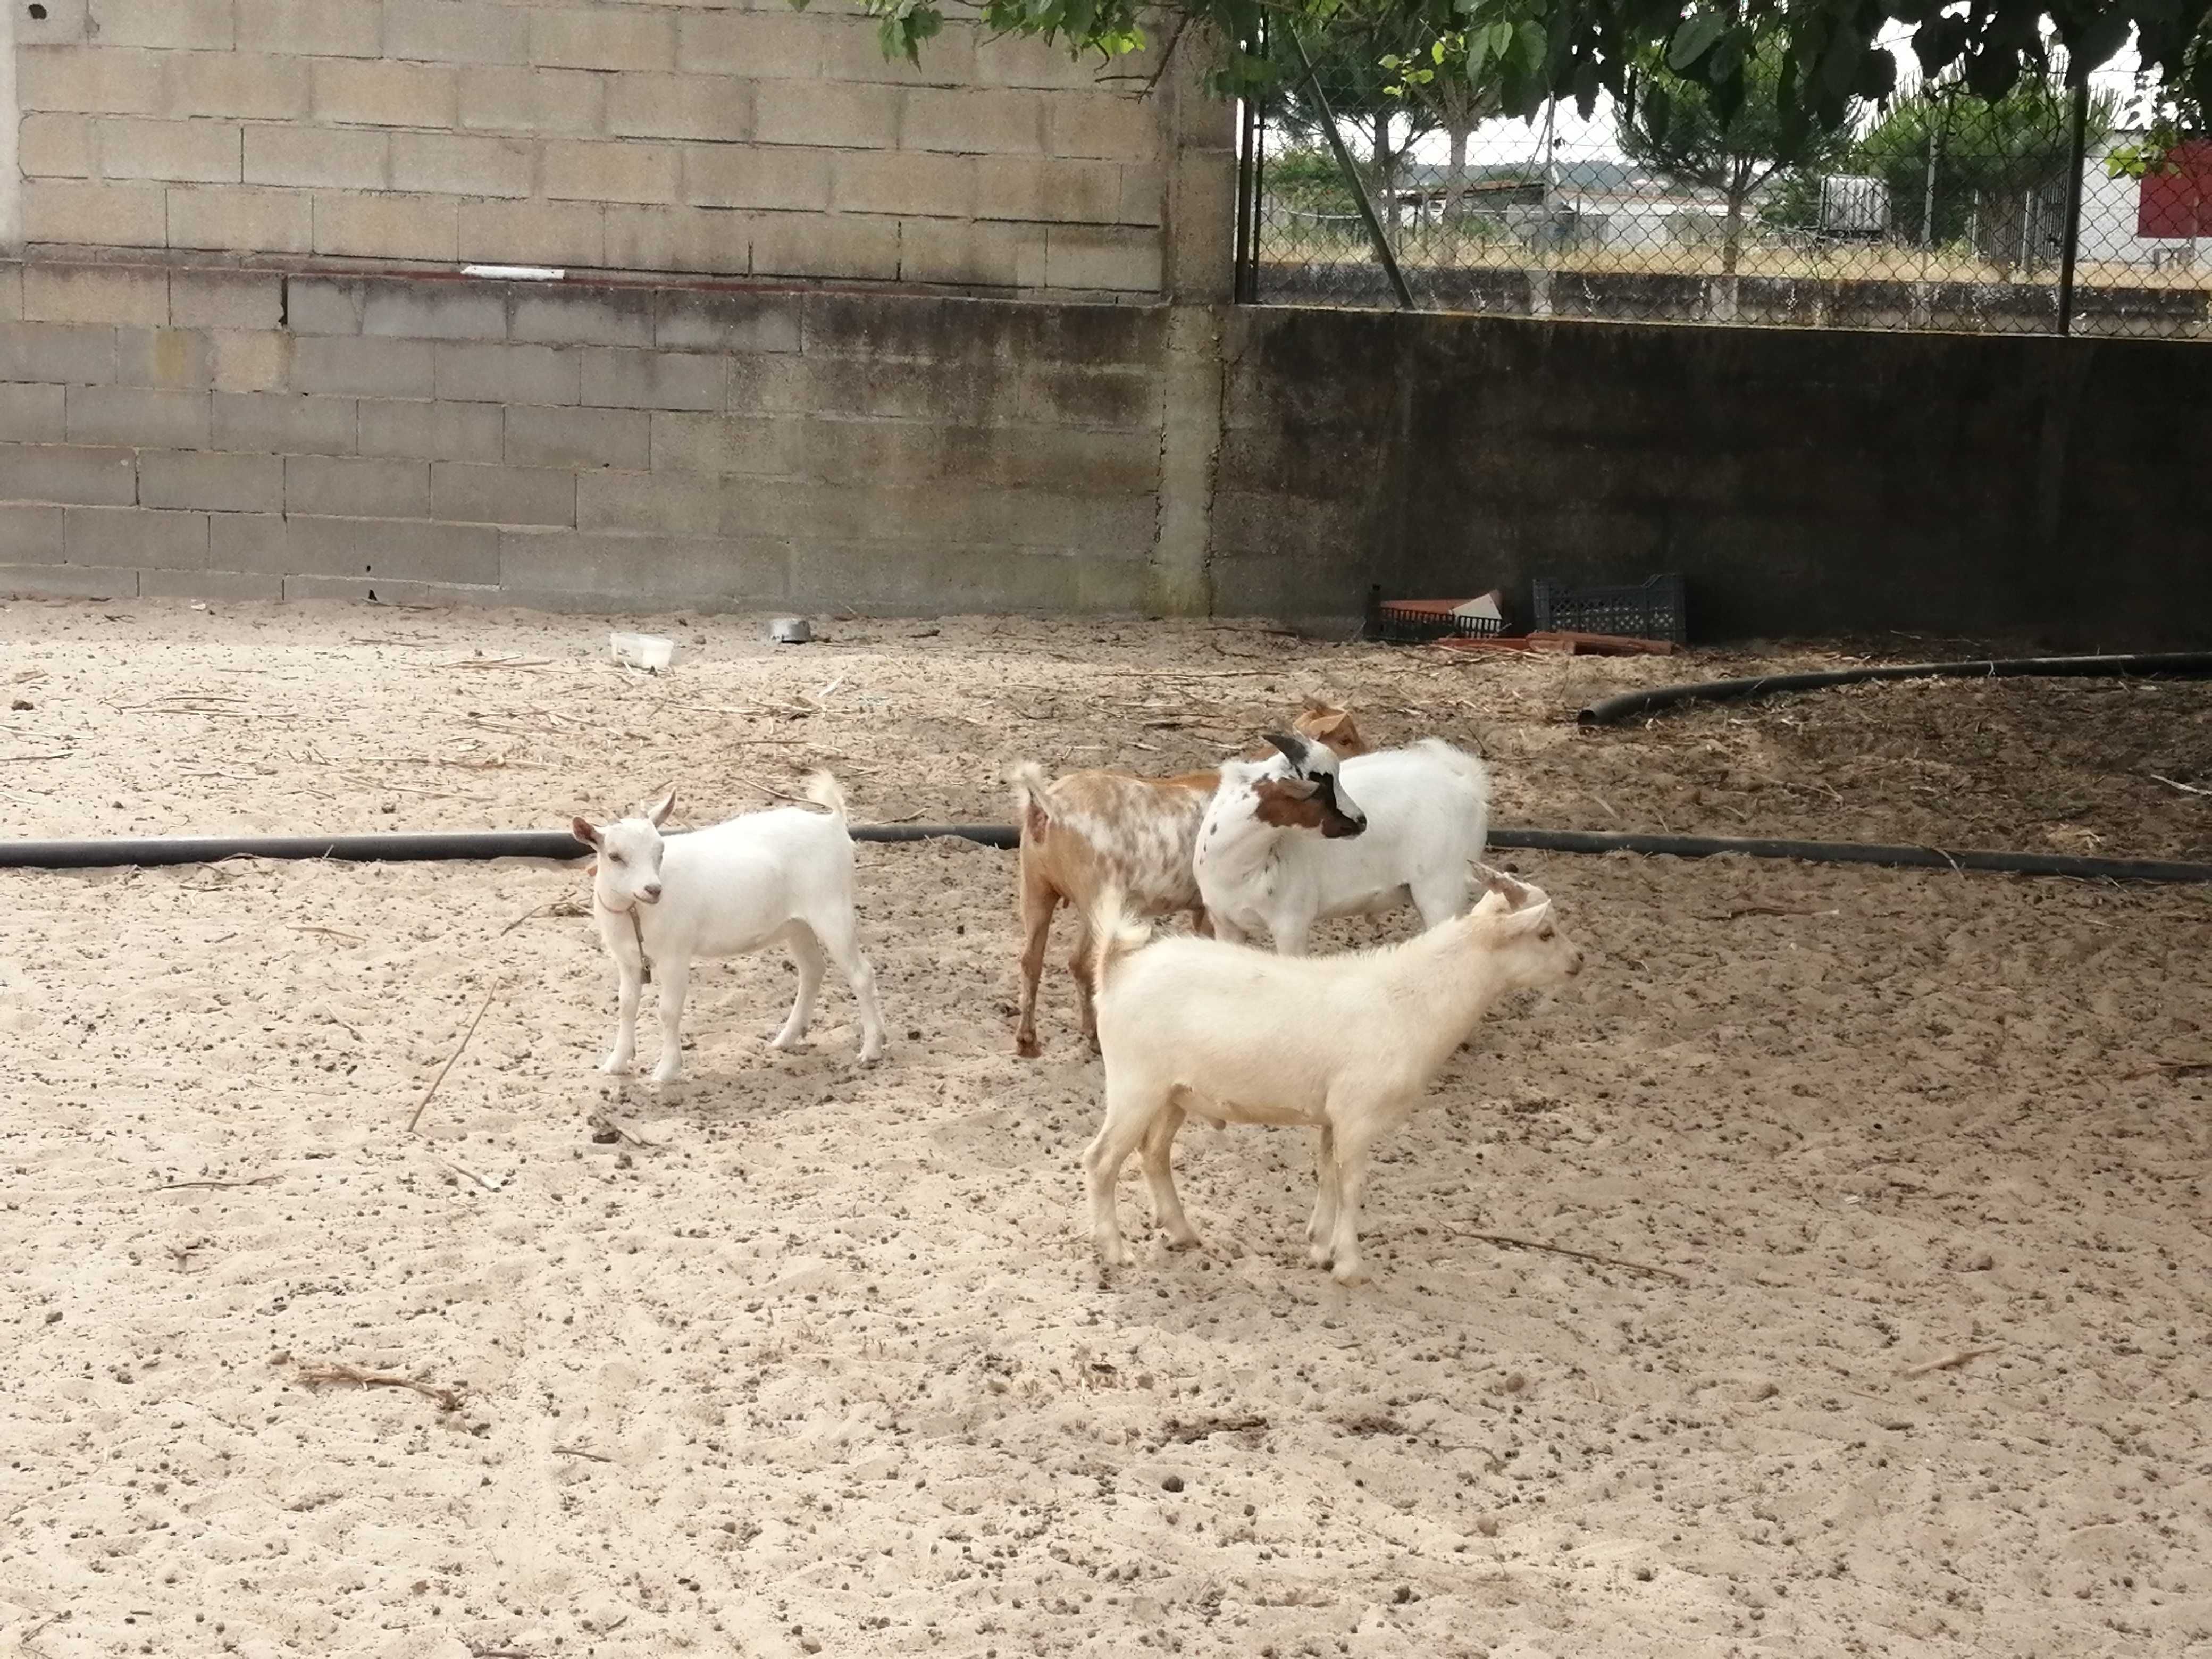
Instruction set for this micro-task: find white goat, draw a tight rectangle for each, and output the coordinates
[1082,869,1582,1284]
[572,776,887,1083]
[1194,732,1492,954]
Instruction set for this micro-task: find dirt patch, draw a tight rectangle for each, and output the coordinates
[2,600,2208,1658]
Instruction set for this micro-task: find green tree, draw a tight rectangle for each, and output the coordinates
[1858,78,2115,267]
[1271,19,1439,243]
[1382,29,1505,229]
[1616,33,1861,274]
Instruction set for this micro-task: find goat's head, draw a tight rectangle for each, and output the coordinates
[572,787,675,913]
[1468,866,1583,986]
[1253,730,1366,838]
[1293,698,1369,761]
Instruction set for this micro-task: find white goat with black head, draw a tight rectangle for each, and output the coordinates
[1195,731,1492,955]
[573,776,887,1083]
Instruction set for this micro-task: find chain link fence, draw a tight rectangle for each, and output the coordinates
[1235,36,2209,339]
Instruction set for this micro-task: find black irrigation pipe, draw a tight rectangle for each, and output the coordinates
[1577,651,2212,728]
[4,821,2209,884]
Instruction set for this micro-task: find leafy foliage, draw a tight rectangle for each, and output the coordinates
[1857,77,2116,247]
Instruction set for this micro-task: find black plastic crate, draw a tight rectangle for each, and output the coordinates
[1367,594,1507,644]
[1531,574,1686,644]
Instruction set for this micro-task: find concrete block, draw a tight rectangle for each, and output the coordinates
[0,266,22,322]
[818,15,976,85]
[88,0,233,51]
[682,145,832,213]
[0,321,116,384]
[975,156,1121,224]
[23,264,167,326]
[651,411,802,478]
[284,573,500,606]
[751,212,899,281]
[677,12,821,78]
[208,329,290,393]
[64,505,210,567]
[360,280,508,342]
[116,328,216,391]
[0,505,66,560]
[312,193,461,263]
[1023,362,1156,429]
[93,117,242,184]
[138,449,286,513]
[65,385,210,449]
[505,403,649,469]
[510,288,652,348]
[0,563,137,599]
[457,199,608,269]
[1048,94,1159,162]
[167,186,315,255]
[581,348,723,413]
[755,81,896,150]
[529,9,675,72]
[1045,225,1161,294]
[294,334,436,399]
[207,511,287,569]
[170,270,284,331]
[459,66,605,136]
[578,468,722,534]
[21,114,96,179]
[545,140,681,206]
[141,567,285,600]
[214,391,358,456]
[608,74,752,143]
[431,462,575,526]
[391,132,534,198]
[726,354,811,415]
[0,385,68,443]
[283,516,501,584]
[434,340,580,406]
[902,89,1044,156]
[1118,164,1165,228]
[19,44,164,115]
[803,357,1017,424]
[975,32,1118,91]
[899,219,1045,289]
[654,291,801,354]
[602,206,749,274]
[287,275,367,335]
[15,0,90,47]
[359,398,505,464]
[245,125,390,191]
[498,527,789,606]
[385,1,531,66]
[24,180,166,246]
[236,0,380,57]
[162,51,313,121]
[284,455,433,519]
[312,60,460,129]
[833,151,973,219]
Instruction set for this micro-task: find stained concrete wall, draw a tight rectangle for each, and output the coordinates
[1,263,2205,646]
[9,0,1235,302]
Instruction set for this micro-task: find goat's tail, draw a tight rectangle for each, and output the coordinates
[1008,760,1055,842]
[801,771,849,823]
[1412,737,1492,795]
[1086,883,1152,996]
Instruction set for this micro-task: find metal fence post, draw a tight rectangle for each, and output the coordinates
[2056,73,2090,336]
[1288,29,1417,311]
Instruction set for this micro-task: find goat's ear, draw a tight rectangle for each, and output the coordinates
[1496,896,1555,938]
[571,816,601,849]
[647,787,676,827]
[1270,774,1319,799]
[1264,730,1313,772]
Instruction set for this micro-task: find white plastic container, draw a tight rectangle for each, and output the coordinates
[609,631,676,673]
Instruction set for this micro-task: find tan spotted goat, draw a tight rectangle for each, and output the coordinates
[1006,699,1368,1057]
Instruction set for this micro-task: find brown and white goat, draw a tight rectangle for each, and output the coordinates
[1006,700,1367,1058]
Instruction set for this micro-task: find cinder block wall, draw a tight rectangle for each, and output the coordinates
[0,263,1176,611]
[11,0,1231,300]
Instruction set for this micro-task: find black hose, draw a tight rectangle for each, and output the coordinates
[1578,651,2212,727]
[3,822,2206,883]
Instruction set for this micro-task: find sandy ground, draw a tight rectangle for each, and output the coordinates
[2,600,2209,1659]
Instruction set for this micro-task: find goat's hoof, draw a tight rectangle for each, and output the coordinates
[1306,1243,1334,1269]
[1330,1261,1370,1287]
[1165,1234,1203,1253]
[599,1056,631,1076]
[857,1041,886,1066]
[1015,1035,1042,1059]
[769,1031,805,1051]
[650,1065,682,1086]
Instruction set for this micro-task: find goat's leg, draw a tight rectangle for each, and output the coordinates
[649,957,692,1085]
[1272,904,1318,958]
[600,959,643,1075]
[1067,917,1100,1055]
[1207,912,1249,948]
[1013,864,1059,1059]
[1410,868,1473,929]
[772,924,826,1051]
[1305,1122,1340,1267]
[812,903,887,1063]
[1190,907,1215,940]
[1139,1101,1200,1250]
[1325,1112,1387,1286]
[1080,1076,1157,1268]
